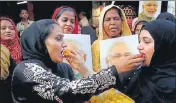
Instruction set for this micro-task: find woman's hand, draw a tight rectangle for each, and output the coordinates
[64,50,88,77]
[113,54,145,73]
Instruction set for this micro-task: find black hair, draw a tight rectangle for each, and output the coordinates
[134,20,148,33]
[20,9,28,14]
[55,7,75,20]
[80,11,86,16]
[104,7,123,21]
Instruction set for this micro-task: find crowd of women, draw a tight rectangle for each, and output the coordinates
[0,3,176,103]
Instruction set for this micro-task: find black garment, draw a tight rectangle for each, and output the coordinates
[156,12,176,24]
[0,58,16,103]
[53,63,75,81]
[122,20,176,103]
[11,19,122,103]
[81,26,97,44]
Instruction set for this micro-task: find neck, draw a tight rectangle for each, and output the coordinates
[22,19,28,22]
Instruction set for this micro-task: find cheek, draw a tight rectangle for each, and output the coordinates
[103,23,109,31]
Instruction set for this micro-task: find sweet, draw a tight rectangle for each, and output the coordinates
[63,49,70,56]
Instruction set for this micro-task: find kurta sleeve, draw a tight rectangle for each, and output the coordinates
[14,62,122,102]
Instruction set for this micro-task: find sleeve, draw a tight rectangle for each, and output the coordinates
[91,40,101,72]
[20,62,122,102]
[0,45,10,80]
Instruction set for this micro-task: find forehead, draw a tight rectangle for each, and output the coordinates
[50,24,63,34]
[60,11,75,18]
[21,10,28,13]
[139,30,153,38]
[144,1,157,5]
[109,42,129,52]
[1,20,13,26]
[105,8,119,17]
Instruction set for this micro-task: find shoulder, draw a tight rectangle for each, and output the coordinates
[13,60,46,78]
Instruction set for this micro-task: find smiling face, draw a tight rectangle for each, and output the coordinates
[1,20,16,41]
[55,11,75,34]
[138,30,154,66]
[106,42,132,66]
[45,24,67,63]
[103,8,122,38]
[142,1,158,18]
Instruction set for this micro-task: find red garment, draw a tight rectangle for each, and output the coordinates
[0,17,22,64]
[52,6,79,34]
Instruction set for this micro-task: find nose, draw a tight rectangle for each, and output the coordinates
[110,19,115,25]
[66,21,72,26]
[62,41,67,49]
[137,42,143,51]
[6,27,12,33]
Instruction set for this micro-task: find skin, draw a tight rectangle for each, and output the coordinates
[106,42,132,67]
[45,24,67,63]
[63,40,88,77]
[138,30,154,66]
[103,8,122,38]
[142,1,158,18]
[0,20,16,41]
[55,11,75,34]
[135,24,143,35]
[20,10,29,20]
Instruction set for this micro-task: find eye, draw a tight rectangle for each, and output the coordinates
[104,18,110,21]
[62,18,68,22]
[144,38,151,44]
[114,17,120,20]
[124,52,132,57]
[112,54,122,58]
[55,35,63,41]
[1,26,6,30]
[71,19,75,24]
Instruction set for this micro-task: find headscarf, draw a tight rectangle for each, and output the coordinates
[21,19,58,69]
[156,12,176,24]
[52,6,79,34]
[91,4,131,72]
[0,44,10,80]
[0,17,22,64]
[137,20,176,102]
[98,4,131,40]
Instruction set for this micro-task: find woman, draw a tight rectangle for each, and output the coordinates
[133,20,148,35]
[92,4,131,72]
[121,20,176,103]
[11,19,143,103]
[0,17,21,103]
[52,6,89,79]
[156,12,176,23]
[52,6,79,34]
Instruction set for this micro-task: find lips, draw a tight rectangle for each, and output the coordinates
[5,34,13,37]
[64,27,72,31]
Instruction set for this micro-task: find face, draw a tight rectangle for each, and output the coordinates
[135,24,143,35]
[143,1,158,18]
[20,10,29,19]
[106,42,132,66]
[45,25,67,63]
[138,30,154,66]
[103,8,122,38]
[56,11,75,34]
[1,20,16,41]
[79,13,83,20]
